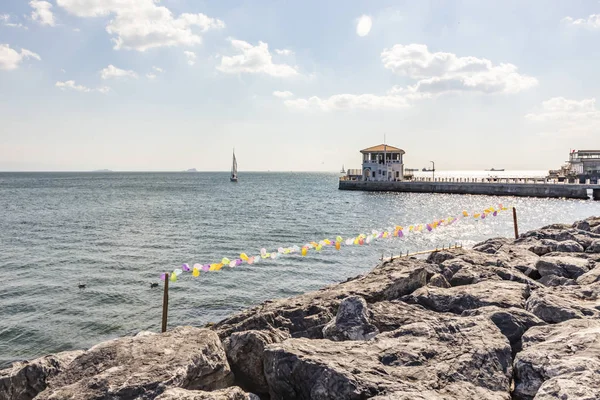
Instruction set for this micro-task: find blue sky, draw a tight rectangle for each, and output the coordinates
[1,0,599,171]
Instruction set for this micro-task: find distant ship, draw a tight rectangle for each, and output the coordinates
[422,167,434,172]
[185,168,198,172]
[486,168,505,171]
[340,165,346,174]
[230,149,238,182]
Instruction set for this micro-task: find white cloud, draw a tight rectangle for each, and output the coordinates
[526,97,599,122]
[55,80,111,93]
[218,39,298,77]
[30,1,56,26]
[273,90,293,98]
[184,51,196,65]
[100,64,138,79]
[284,43,536,112]
[275,48,294,56]
[285,93,410,111]
[356,15,372,37]
[380,44,538,94]
[526,97,600,137]
[1,14,27,29]
[56,0,225,51]
[562,14,600,29]
[55,80,91,92]
[0,44,40,70]
[147,66,164,78]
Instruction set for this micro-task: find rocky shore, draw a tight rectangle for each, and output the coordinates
[2,216,600,400]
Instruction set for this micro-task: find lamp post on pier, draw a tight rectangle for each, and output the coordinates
[430,161,435,181]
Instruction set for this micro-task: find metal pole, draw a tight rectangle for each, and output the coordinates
[430,161,435,181]
[161,273,169,333]
[512,207,519,239]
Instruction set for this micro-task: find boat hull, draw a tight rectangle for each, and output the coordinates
[230,177,238,182]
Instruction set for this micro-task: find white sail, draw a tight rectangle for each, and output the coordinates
[231,149,238,181]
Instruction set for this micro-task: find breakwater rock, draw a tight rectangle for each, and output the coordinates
[2,216,600,400]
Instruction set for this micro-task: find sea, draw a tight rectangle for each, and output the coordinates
[1,171,599,367]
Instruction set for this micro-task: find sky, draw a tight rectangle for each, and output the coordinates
[1,0,599,172]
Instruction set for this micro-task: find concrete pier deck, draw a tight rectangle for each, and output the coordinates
[339,179,600,200]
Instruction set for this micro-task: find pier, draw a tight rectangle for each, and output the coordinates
[339,178,600,200]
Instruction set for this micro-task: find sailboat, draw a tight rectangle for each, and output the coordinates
[230,149,238,182]
[340,165,346,174]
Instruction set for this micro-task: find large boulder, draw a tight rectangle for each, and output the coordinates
[513,319,600,400]
[223,329,288,396]
[576,264,600,285]
[402,281,529,314]
[587,239,600,253]
[0,350,83,400]
[535,255,591,279]
[322,296,379,341]
[533,371,600,400]
[368,301,452,333]
[213,258,429,339]
[156,387,258,400]
[537,274,576,287]
[461,306,544,352]
[36,327,234,400]
[428,273,450,288]
[525,284,600,323]
[263,317,512,400]
[556,240,585,253]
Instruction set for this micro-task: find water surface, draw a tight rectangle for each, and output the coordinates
[1,172,599,367]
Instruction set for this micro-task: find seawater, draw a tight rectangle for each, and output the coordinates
[1,172,599,367]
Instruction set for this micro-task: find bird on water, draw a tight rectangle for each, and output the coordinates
[150,283,159,288]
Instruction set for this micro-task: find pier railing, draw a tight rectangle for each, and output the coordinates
[340,176,598,185]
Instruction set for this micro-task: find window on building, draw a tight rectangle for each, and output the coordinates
[372,171,375,178]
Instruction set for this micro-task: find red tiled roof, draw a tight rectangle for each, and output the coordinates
[360,144,405,153]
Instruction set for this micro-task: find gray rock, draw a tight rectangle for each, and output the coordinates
[156,387,259,400]
[587,239,600,253]
[472,237,512,254]
[525,284,600,323]
[402,280,529,314]
[537,274,576,287]
[369,383,510,399]
[223,329,288,396]
[438,255,538,287]
[213,258,428,339]
[428,273,450,288]
[36,327,234,400]
[555,240,585,253]
[322,296,379,341]
[461,306,544,351]
[573,220,591,232]
[0,350,83,400]
[497,244,541,278]
[368,301,451,333]
[264,317,512,400]
[534,371,600,400]
[513,319,600,399]
[576,265,600,285]
[535,255,591,279]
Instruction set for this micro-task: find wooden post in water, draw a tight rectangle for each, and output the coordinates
[512,207,519,239]
[161,273,169,333]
